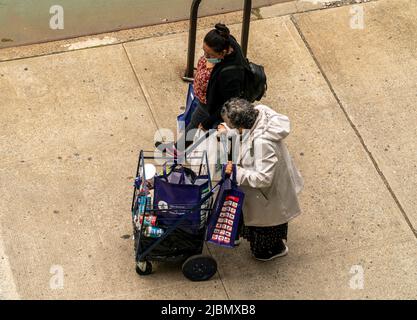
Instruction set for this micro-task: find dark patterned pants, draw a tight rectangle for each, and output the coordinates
[238,215,288,255]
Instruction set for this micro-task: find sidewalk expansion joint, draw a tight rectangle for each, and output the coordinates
[205,243,231,300]
[290,14,417,240]
[121,43,161,131]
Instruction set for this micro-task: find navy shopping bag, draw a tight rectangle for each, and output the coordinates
[177,83,198,132]
[206,165,245,248]
[153,163,210,234]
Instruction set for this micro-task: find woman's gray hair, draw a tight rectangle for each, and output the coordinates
[221,98,259,129]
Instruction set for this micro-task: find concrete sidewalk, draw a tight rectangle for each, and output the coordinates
[1,0,416,299]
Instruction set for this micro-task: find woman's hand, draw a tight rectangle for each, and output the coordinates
[225,161,233,175]
[198,123,208,132]
[217,124,227,135]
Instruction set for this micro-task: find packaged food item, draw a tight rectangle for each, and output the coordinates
[139,215,157,227]
[226,196,239,202]
[144,226,164,238]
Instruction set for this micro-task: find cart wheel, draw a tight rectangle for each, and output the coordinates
[136,261,152,276]
[182,255,217,282]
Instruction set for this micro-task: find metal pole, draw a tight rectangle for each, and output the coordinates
[183,0,202,82]
[183,0,252,81]
[241,0,252,57]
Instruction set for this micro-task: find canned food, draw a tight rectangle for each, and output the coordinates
[139,215,157,227]
[144,226,164,238]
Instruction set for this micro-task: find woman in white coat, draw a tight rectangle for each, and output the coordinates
[220,98,303,261]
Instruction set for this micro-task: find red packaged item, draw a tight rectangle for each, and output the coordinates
[226,196,240,203]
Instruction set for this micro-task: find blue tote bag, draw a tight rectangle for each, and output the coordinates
[177,83,198,132]
[153,164,210,234]
[206,165,245,248]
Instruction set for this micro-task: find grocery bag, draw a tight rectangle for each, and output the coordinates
[153,163,210,234]
[188,129,228,183]
[206,165,245,248]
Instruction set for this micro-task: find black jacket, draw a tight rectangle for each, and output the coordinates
[201,36,247,129]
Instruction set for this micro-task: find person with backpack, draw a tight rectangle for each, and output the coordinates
[198,23,247,132]
[157,23,266,153]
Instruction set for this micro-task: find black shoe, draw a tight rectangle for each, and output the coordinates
[234,232,243,247]
[253,241,288,261]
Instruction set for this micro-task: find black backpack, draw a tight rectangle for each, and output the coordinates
[221,59,267,103]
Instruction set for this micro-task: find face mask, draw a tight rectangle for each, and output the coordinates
[207,57,222,64]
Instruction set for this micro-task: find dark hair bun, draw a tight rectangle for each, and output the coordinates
[204,23,232,53]
[215,23,230,38]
